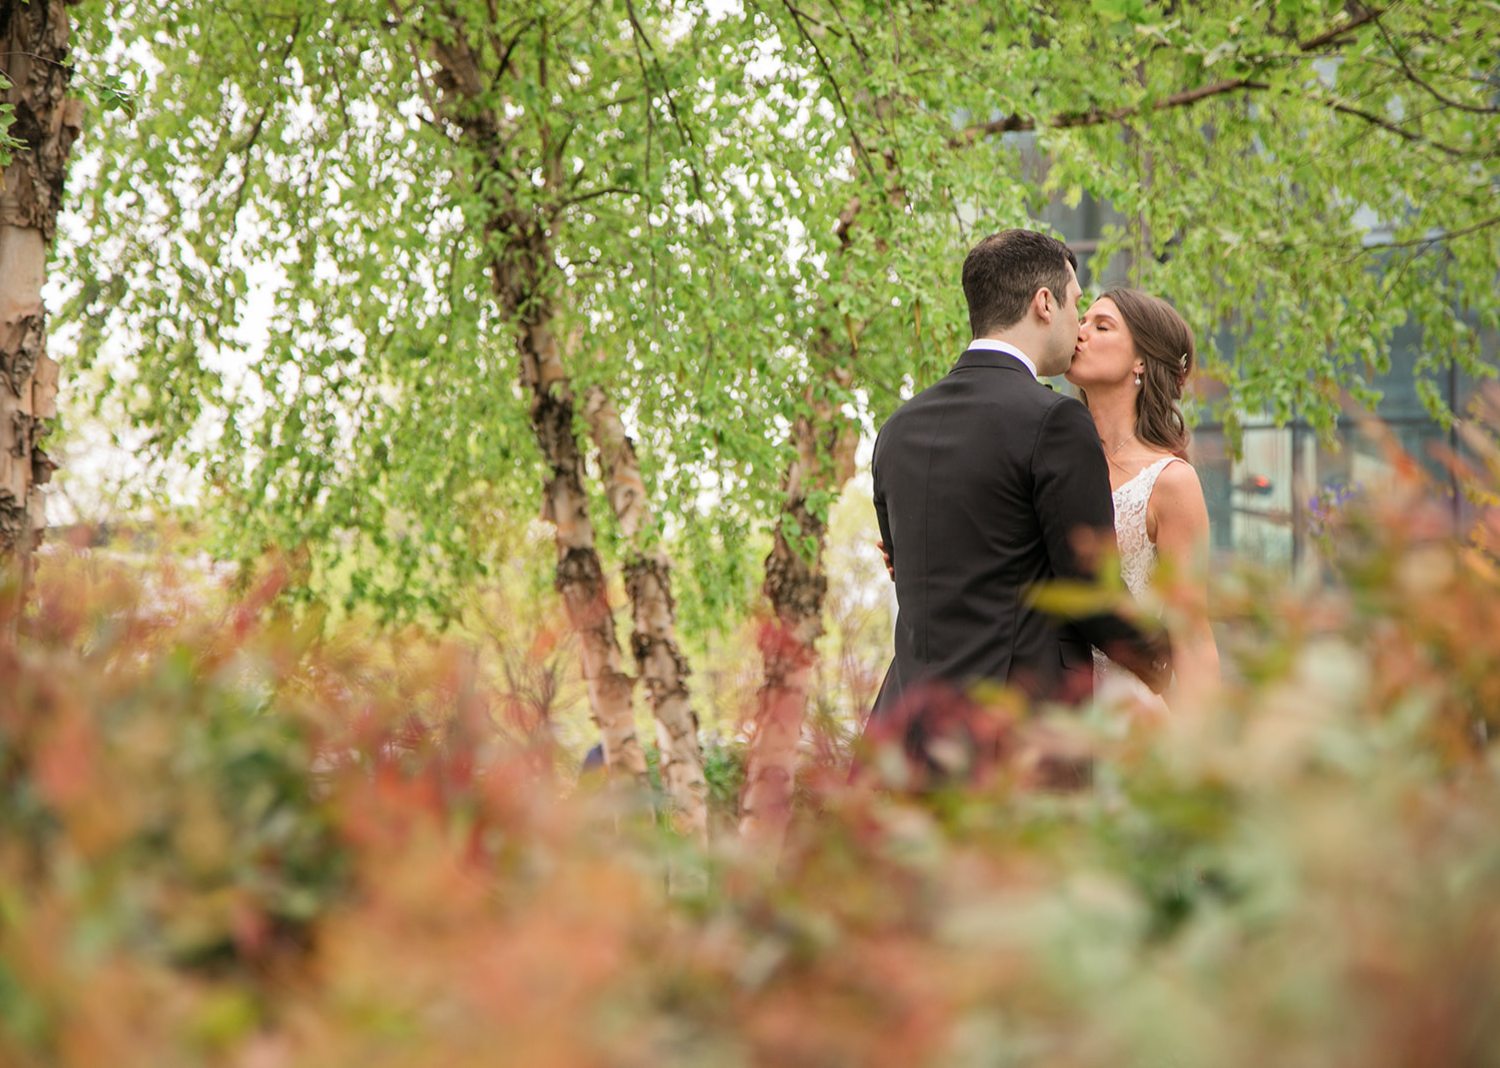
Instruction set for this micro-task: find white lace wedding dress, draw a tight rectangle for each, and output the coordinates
[1092,455,1182,708]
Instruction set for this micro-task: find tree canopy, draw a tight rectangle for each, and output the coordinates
[59,0,1500,620]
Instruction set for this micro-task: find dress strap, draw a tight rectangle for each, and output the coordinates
[1112,455,1182,501]
[1137,456,1186,537]
[1140,455,1184,494]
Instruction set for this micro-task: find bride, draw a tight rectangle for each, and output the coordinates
[1064,288,1220,709]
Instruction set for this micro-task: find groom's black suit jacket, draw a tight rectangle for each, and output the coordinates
[870,347,1170,718]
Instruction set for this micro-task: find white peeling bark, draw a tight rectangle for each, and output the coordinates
[520,313,647,785]
[418,16,648,784]
[0,0,81,619]
[584,385,708,841]
[739,368,858,854]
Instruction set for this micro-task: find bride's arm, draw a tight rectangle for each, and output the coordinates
[1148,461,1220,710]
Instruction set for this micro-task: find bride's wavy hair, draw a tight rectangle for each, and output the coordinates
[1097,288,1195,461]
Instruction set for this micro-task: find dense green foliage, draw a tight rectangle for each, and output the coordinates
[16,2,1500,1054]
[4,419,1500,1064]
[57,1,1499,621]
[61,0,799,622]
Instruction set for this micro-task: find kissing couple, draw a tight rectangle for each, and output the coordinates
[869,228,1220,760]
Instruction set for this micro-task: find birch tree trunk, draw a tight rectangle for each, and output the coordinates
[739,201,865,852]
[0,0,79,608]
[420,22,647,785]
[584,385,708,840]
[739,363,857,852]
[510,274,646,786]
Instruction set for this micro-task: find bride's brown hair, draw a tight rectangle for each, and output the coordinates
[1096,288,1195,461]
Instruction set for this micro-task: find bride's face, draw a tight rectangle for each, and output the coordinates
[1065,298,1143,390]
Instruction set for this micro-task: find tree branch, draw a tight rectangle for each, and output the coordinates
[956,76,1269,144]
[958,70,1478,161]
[1363,214,1500,252]
[769,0,883,192]
[557,185,639,211]
[825,0,873,73]
[207,18,302,219]
[624,0,706,203]
[1372,14,1500,116]
[1058,76,1272,129]
[1324,97,1471,158]
[494,16,532,90]
[1295,5,1385,52]
[956,6,1389,144]
[388,0,446,128]
[781,3,842,38]
[826,0,897,147]
[619,0,655,192]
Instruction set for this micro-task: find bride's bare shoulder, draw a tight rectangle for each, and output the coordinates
[1155,455,1202,487]
[1150,458,1208,519]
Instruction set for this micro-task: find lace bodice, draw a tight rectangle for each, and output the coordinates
[1112,456,1182,600]
[1093,456,1182,702]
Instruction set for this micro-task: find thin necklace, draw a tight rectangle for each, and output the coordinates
[1109,432,1136,457]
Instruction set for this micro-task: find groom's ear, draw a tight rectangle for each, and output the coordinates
[1033,287,1054,323]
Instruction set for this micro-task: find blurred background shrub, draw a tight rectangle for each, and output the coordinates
[2,416,1500,1067]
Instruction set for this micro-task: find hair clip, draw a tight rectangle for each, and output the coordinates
[1179,352,1188,371]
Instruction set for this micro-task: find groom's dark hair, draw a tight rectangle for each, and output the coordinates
[962,230,1078,338]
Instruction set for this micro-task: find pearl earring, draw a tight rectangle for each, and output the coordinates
[1134,373,1142,387]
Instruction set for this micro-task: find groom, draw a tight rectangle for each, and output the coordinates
[870,229,1170,726]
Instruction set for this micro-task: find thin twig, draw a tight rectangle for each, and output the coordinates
[624,0,707,202]
[955,6,1389,144]
[1372,14,1500,116]
[770,0,883,192]
[388,0,446,127]
[826,0,894,146]
[957,77,1269,143]
[558,185,639,210]
[1324,97,1470,158]
[826,0,873,73]
[620,0,655,192]
[781,3,842,37]
[495,17,533,88]
[1056,76,1272,128]
[0,48,134,103]
[1296,5,1385,52]
[1364,214,1500,252]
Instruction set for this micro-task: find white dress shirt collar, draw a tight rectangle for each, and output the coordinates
[965,338,1039,380]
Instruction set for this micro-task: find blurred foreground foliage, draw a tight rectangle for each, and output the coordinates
[4,419,1500,1066]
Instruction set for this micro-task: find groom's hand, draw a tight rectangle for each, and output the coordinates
[877,540,894,581]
